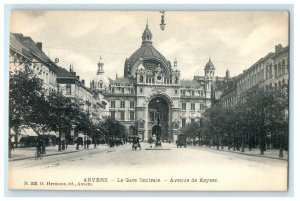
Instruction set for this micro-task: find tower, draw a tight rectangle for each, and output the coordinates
[90,56,109,94]
[142,21,153,45]
[204,57,215,80]
[97,56,104,75]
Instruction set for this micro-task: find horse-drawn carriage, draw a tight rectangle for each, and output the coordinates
[132,137,141,150]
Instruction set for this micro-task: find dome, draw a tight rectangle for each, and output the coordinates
[91,57,110,91]
[142,23,152,43]
[124,23,171,78]
[93,74,110,86]
[205,58,215,70]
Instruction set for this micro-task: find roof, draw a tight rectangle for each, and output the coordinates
[180,79,201,87]
[10,33,58,73]
[124,25,171,77]
[111,77,134,85]
[10,33,31,58]
[56,66,74,77]
[126,44,169,71]
[271,46,289,59]
[205,58,215,70]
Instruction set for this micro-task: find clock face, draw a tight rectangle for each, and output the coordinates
[157,76,161,80]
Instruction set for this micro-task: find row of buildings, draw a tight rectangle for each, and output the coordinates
[10,33,107,144]
[9,22,289,144]
[220,44,289,108]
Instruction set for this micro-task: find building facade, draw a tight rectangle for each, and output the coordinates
[220,44,289,107]
[10,33,58,92]
[9,33,108,145]
[90,24,219,141]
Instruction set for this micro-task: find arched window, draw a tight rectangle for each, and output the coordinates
[282,59,286,74]
[274,82,277,90]
[269,64,272,78]
[278,62,282,77]
[279,80,282,89]
[175,77,178,84]
[140,75,144,83]
[266,66,269,79]
[274,64,278,78]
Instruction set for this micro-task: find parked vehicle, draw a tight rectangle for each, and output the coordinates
[132,137,141,150]
[177,134,187,148]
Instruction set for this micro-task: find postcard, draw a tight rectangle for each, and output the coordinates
[8,10,289,191]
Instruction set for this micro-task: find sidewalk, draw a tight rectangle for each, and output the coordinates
[189,145,288,161]
[9,144,111,161]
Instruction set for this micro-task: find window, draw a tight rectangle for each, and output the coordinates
[175,77,178,84]
[110,101,115,108]
[278,62,282,76]
[282,59,286,74]
[191,103,195,110]
[182,118,186,127]
[100,83,103,88]
[130,101,135,109]
[191,118,195,123]
[110,111,115,119]
[140,75,144,83]
[139,122,144,128]
[140,88,143,93]
[112,88,115,93]
[174,123,179,129]
[200,103,205,111]
[66,84,71,95]
[121,88,125,94]
[182,103,186,110]
[269,64,272,78]
[130,112,135,121]
[121,101,125,108]
[191,91,195,96]
[175,89,178,95]
[120,111,125,120]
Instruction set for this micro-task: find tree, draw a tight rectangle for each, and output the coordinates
[183,122,200,145]
[239,86,288,155]
[47,91,83,151]
[9,66,47,158]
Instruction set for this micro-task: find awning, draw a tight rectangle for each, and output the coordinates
[10,128,16,135]
[49,131,59,137]
[21,127,38,137]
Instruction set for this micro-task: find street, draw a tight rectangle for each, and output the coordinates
[9,142,288,191]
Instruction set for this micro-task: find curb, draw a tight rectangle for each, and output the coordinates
[9,147,109,162]
[189,146,288,161]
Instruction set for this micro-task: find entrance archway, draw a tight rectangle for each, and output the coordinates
[148,96,170,141]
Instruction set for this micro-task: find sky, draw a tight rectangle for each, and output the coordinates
[10,10,289,82]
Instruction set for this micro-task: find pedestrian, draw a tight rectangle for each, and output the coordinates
[10,141,14,151]
[65,139,68,149]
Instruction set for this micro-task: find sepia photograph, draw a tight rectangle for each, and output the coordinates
[8,10,289,191]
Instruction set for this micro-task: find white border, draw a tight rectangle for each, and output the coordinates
[1,0,299,201]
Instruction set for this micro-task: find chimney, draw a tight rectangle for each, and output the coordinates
[76,76,80,80]
[275,44,282,53]
[81,79,85,86]
[37,42,42,51]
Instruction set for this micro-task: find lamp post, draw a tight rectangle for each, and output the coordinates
[199,117,203,146]
[155,99,162,147]
[160,11,166,31]
[241,126,245,152]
